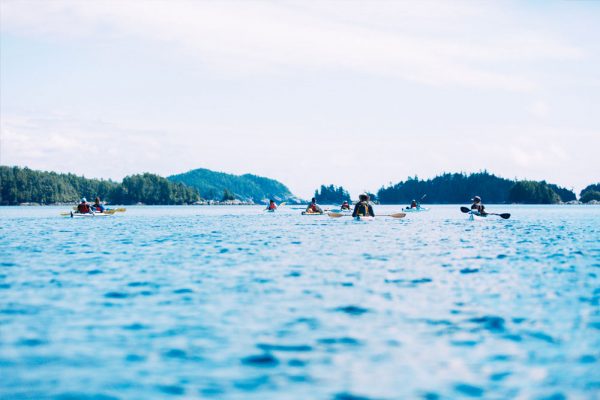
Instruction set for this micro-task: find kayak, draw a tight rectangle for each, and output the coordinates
[328,209,352,214]
[468,211,487,221]
[302,211,323,215]
[403,207,429,212]
[354,215,375,221]
[68,211,113,218]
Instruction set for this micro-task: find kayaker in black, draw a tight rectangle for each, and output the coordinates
[306,198,323,214]
[353,194,375,217]
[340,201,351,210]
[77,198,92,214]
[471,196,486,215]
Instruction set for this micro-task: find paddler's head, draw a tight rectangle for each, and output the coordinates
[311,197,316,204]
[359,194,368,202]
[472,196,481,203]
[81,197,87,203]
[95,197,100,204]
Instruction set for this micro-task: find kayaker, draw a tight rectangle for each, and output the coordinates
[471,196,487,215]
[410,199,418,209]
[340,201,351,210]
[93,197,105,213]
[266,200,277,211]
[77,198,93,214]
[353,194,375,217]
[306,198,323,214]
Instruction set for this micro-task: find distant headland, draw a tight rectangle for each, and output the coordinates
[0,165,598,206]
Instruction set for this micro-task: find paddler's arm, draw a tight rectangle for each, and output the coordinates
[352,204,359,218]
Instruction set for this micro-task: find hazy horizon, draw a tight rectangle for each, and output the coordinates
[1,1,599,198]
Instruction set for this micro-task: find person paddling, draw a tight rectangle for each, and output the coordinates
[353,194,375,218]
[305,198,323,214]
[470,196,487,215]
[77,198,93,214]
[266,199,277,211]
[409,199,418,209]
[93,197,105,213]
[340,201,351,210]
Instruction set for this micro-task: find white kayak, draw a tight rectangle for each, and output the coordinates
[354,215,375,221]
[68,211,113,218]
[301,211,324,216]
[468,211,487,221]
[403,207,429,212]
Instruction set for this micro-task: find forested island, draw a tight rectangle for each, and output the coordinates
[0,166,199,205]
[168,168,299,204]
[314,185,351,204]
[376,172,588,204]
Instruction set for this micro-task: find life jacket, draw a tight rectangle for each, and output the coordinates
[78,203,91,213]
[356,201,369,216]
[309,204,318,212]
[341,204,350,210]
[269,203,276,210]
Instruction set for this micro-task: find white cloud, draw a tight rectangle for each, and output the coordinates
[0,1,583,91]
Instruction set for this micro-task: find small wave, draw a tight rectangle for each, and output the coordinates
[469,316,505,332]
[241,353,279,367]
[334,305,370,315]
[257,343,313,352]
[454,383,485,397]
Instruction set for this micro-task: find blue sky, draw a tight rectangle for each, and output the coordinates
[1,1,599,198]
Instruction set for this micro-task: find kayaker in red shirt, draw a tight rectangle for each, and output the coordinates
[77,198,92,214]
[410,200,418,209]
[305,198,323,214]
[340,201,351,210]
[266,200,277,211]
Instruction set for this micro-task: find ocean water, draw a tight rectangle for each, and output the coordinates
[0,205,598,400]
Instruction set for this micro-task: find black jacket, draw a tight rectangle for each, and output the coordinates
[353,201,374,217]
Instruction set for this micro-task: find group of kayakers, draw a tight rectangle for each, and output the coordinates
[76,197,106,214]
[283,195,487,217]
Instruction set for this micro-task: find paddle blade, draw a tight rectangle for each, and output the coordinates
[460,206,471,213]
[327,212,345,218]
[278,202,286,208]
[499,213,511,219]
[388,212,406,219]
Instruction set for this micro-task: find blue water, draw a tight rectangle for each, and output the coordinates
[1,205,599,399]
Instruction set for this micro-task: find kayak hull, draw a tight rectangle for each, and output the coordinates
[403,207,429,212]
[468,212,487,221]
[69,212,113,218]
[354,216,374,221]
[302,212,323,215]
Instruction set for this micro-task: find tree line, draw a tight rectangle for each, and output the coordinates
[0,166,199,205]
[376,172,581,204]
[314,184,351,204]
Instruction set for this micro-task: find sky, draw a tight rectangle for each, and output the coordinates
[1,0,599,198]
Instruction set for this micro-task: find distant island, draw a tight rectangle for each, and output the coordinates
[1,165,598,206]
[168,168,300,204]
[376,171,583,204]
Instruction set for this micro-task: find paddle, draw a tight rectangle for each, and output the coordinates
[460,206,510,219]
[328,212,406,219]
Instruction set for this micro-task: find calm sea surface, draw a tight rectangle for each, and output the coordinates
[1,205,599,399]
